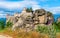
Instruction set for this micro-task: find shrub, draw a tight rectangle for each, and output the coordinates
[56,22,60,29]
[53,22,60,32]
[6,21,13,28]
[0,20,5,30]
[36,25,56,38]
[26,7,33,12]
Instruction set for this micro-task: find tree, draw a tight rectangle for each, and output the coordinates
[6,21,13,28]
[26,7,33,12]
[0,20,5,30]
[55,22,60,29]
[47,11,53,17]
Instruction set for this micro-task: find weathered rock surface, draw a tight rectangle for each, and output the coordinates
[12,8,33,31]
[6,8,54,31]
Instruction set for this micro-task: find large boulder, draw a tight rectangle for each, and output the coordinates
[34,9,47,24]
[12,11,33,31]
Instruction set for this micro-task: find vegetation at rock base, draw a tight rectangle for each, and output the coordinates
[53,22,60,32]
[6,21,13,28]
[0,19,60,38]
[0,28,49,38]
[36,25,56,38]
[0,20,5,30]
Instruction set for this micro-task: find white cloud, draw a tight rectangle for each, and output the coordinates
[0,11,7,18]
[0,0,60,15]
[32,5,41,10]
[0,10,14,18]
[38,0,48,2]
[0,0,41,18]
[23,0,49,2]
[0,1,41,11]
[0,13,6,18]
[44,7,60,14]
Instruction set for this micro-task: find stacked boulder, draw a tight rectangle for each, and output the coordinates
[6,7,54,31]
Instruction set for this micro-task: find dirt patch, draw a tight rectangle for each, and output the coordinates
[0,35,12,38]
[0,28,49,38]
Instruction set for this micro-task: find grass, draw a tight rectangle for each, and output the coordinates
[0,24,60,38]
[0,27,49,38]
[53,24,60,33]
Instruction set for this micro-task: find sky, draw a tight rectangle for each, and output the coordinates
[0,0,60,18]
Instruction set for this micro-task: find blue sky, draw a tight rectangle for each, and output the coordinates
[0,0,60,18]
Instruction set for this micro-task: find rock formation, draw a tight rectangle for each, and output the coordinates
[34,9,47,24]
[6,7,54,31]
[12,8,33,31]
[46,11,54,25]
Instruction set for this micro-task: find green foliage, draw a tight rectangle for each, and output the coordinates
[36,25,56,38]
[47,11,53,17]
[53,22,60,32]
[26,7,33,12]
[36,25,48,34]
[6,21,13,28]
[0,20,5,30]
[56,22,60,28]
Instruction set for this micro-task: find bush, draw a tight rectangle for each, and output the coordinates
[26,7,33,12]
[55,22,60,29]
[6,21,13,28]
[53,22,60,32]
[36,25,48,34]
[36,25,56,38]
[0,20,5,30]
